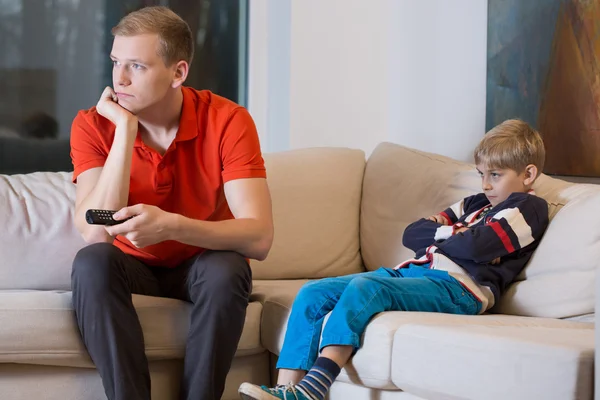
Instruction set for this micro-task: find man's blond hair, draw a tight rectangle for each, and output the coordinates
[112,6,194,66]
[474,119,545,174]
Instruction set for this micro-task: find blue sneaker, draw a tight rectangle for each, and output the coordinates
[238,382,312,400]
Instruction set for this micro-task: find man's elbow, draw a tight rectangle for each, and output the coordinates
[80,227,113,245]
[252,227,274,261]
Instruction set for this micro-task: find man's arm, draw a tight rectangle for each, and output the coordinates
[168,178,274,260]
[73,88,138,243]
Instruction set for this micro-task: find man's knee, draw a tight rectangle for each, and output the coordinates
[188,250,251,301]
[71,242,122,291]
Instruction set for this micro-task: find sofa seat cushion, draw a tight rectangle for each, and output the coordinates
[254,280,593,390]
[392,324,594,400]
[0,290,263,368]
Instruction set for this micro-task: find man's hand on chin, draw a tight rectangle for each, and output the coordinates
[105,204,175,248]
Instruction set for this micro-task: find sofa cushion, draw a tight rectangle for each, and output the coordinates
[0,147,366,289]
[255,278,593,390]
[495,188,600,318]
[360,143,479,272]
[392,324,594,400]
[361,142,600,319]
[0,290,263,368]
[251,280,309,355]
[251,148,366,279]
[0,172,85,290]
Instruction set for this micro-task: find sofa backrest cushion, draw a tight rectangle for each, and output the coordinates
[494,179,600,318]
[0,147,366,289]
[361,143,479,271]
[361,142,600,319]
[251,148,366,279]
[0,172,86,290]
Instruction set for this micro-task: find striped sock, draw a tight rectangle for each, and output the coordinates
[296,357,341,400]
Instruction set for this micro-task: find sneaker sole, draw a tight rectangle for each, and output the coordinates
[238,383,281,400]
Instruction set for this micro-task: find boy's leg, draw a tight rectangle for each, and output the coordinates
[238,272,372,400]
[279,268,481,400]
[275,272,368,373]
[320,267,481,350]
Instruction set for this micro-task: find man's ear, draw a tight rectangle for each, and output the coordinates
[171,60,189,88]
[523,164,538,186]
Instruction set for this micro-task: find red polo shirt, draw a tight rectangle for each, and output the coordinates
[70,87,266,267]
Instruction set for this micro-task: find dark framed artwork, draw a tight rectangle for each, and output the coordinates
[487,0,600,177]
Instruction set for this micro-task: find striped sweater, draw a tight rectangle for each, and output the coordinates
[399,191,549,312]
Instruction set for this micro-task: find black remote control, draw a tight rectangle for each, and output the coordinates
[85,209,129,226]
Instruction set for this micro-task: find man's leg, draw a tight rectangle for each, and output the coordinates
[156,250,252,400]
[71,242,161,400]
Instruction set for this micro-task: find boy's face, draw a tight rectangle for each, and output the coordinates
[110,34,180,114]
[476,164,535,207]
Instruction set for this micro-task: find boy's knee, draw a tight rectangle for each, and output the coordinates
[296,279,329,301]
[345,276,385,295]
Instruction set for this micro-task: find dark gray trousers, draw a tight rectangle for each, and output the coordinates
[71,242,252,400]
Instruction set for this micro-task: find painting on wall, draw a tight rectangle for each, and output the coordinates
[487,0,600,177]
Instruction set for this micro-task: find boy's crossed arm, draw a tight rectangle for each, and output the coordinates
[403,195,474,253]
[404,194,547,265]
[436,199,546,264]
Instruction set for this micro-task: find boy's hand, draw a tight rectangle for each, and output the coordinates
[490,257,501,265]
[454,226,469,234]
[427,214,449,225]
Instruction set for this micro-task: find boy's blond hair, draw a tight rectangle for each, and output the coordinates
[112,6,194,66]
[474,119,545,175]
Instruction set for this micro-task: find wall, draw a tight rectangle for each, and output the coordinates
[248,0,488,161]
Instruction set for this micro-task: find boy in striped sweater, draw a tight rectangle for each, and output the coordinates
[238,119,549,400]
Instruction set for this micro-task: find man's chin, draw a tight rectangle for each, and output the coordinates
[120,104,137,114]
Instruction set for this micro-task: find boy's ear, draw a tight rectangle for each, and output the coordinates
[523,164,538,186]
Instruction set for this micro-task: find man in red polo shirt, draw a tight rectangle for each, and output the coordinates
[69,6,273,400]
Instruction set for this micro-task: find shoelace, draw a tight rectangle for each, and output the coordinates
[270,383,301,400]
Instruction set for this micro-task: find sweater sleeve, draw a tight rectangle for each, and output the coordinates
[438,197,465,225]
[402,218,445,252]
[402,195,475,251]
[435,194,548,264]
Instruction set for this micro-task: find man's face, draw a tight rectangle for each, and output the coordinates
[110,34,175,114]
[476,164,529,207]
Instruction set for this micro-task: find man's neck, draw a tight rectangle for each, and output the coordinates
[137,87,184,139]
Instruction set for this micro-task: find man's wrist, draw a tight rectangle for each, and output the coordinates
[116,115,138,131]
[166,213,183,242]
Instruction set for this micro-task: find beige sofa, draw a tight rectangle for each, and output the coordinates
[0,142,596,400]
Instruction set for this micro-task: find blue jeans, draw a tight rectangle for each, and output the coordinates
[276,265,481,371]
